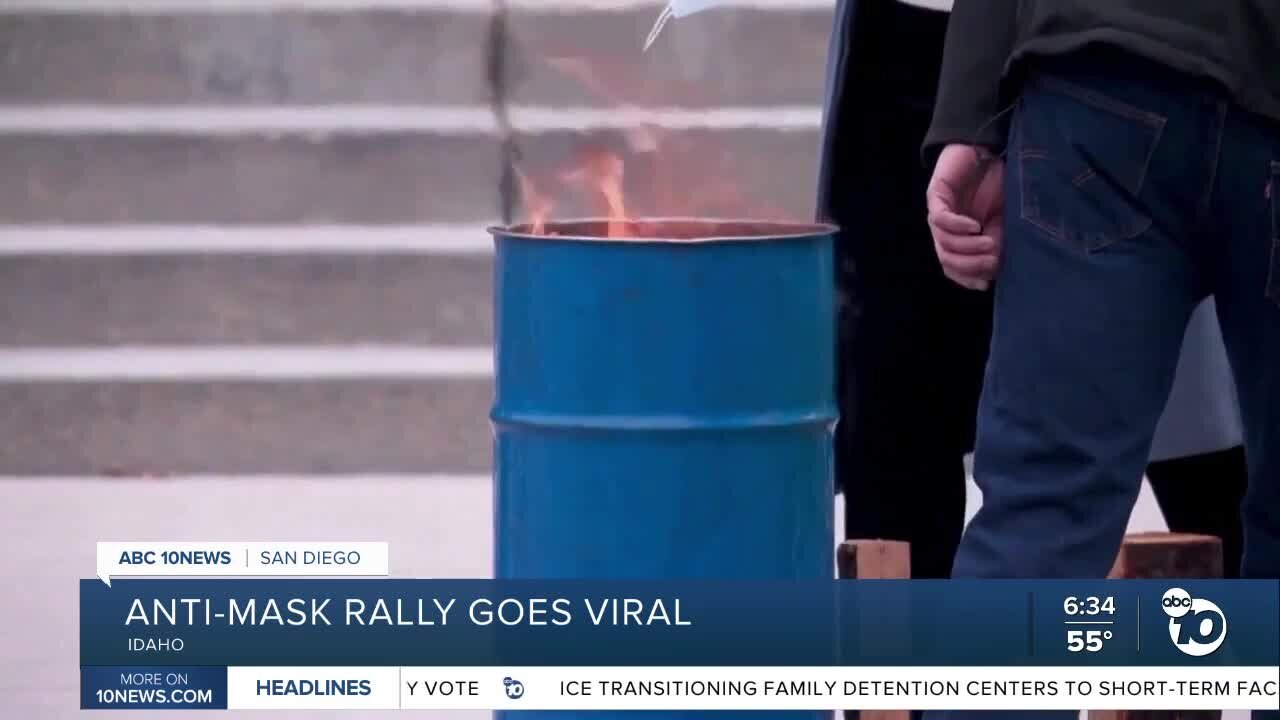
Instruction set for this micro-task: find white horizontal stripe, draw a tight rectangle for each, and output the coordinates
[0,346,493,381]
[0,473,491,483]
[221,666,1278,712]
[516,105,822,131]
[0,0,830,14]
[0,225,494,255]
[0,105,822,134]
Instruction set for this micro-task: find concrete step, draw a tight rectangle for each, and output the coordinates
[0,251,493,345]
[505,5,831,108]
[0,126,819,223]
[0,6,832,107]
[0,378,493,475]
[1,131,498,223]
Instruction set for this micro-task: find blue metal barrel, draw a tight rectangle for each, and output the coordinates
[491,219,836,719]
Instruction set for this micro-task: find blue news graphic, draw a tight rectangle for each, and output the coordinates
[80,579,1279,667]
[81,667,226,709]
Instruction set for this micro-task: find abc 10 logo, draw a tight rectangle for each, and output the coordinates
[1161,588,1227,657]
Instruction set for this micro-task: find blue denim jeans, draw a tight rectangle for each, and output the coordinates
[930,51,1280,720]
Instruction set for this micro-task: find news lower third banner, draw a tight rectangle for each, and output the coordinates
[79,578,1279,711]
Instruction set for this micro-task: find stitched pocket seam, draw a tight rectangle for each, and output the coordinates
[1018,151,1156,252]
[1032,74,1167,129]
[1016,80,1164,253]
[1018,150,1065,242]
[1026,72,1169,213]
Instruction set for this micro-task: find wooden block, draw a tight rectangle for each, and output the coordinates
[1107,532,1224,580]
[837,540,911,720]
[837,539,911,580]
[1092,533,1224,720]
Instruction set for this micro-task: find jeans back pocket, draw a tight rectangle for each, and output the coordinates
[1016,74,1166,253]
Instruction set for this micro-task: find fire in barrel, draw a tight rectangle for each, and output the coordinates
[489,212,837,582]
[488,138,835,718]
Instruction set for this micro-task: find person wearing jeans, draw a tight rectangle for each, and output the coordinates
[921,0,1278,712]
[817,0,1251,582]
[943,50,1279,582]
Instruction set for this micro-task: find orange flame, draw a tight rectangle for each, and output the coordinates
[515,167,553,236]
[561,150,628,238]
[509,49,803,238]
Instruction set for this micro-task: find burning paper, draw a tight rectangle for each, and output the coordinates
[644,0,731,51]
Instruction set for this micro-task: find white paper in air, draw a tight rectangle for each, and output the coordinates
[644,0,734,50]
[667,0,730,17]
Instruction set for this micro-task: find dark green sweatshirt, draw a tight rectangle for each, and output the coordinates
[923,0,1280,163]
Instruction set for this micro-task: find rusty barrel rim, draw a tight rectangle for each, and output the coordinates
[488,217,839,244]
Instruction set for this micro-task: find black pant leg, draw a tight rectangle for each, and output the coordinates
[829,0,991,581]
[1145,447,1247,578]
[832,92,989,580]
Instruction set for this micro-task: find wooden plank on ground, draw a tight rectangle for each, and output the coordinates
[837,540,911,720]
[1093,532,1224,720]
[838,539,911,581]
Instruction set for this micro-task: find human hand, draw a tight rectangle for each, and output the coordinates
[926,144,1005,291]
